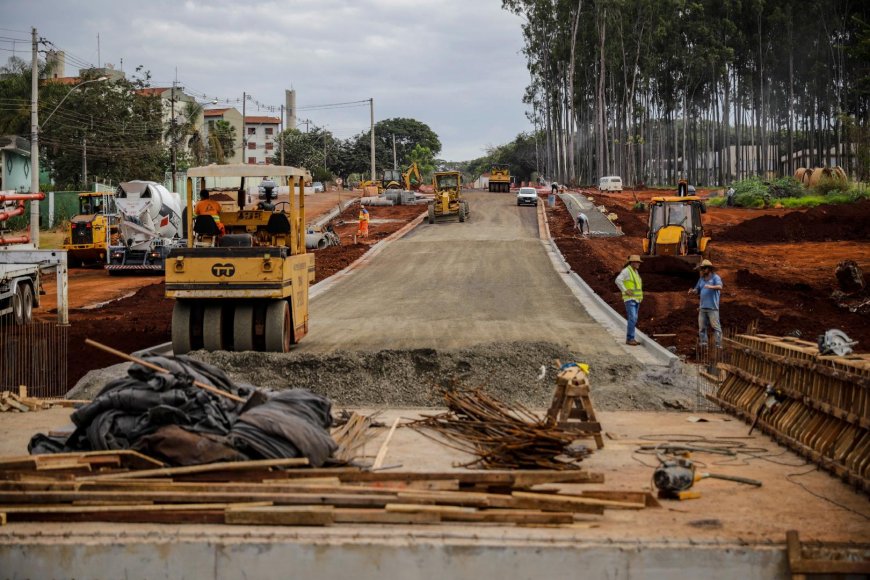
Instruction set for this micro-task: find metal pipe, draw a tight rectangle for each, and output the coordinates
[0,201,26,221]
[0,234,32,245]
[0,193,45,202]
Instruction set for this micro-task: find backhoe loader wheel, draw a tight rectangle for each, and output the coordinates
[264,300,291,353]
[233,304,255,352]
[428,204,435,224]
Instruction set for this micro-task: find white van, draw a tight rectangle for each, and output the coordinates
[599,176,623,192]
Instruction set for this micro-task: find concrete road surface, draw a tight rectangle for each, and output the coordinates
[298,191,628,358]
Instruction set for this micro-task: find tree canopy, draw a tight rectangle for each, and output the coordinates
[504,0,869,185]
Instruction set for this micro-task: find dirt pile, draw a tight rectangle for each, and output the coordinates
[717,201,870,243]
[191,341,699,411]
[66,282,173,387]
[547,195,870,357]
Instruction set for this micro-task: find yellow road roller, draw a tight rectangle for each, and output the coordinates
[165,164,314,353]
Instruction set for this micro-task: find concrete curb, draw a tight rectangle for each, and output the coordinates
[310,197,359,228]
[537,203,678,368]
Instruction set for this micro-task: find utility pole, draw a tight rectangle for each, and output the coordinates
[369,98,375,181]
[82,136,87,188]
[279,104,285,166]
[30,26,40,245]
[242,91,247,163]
[392,134,397,170]
[323,133,328,173]
[170,80,177,191]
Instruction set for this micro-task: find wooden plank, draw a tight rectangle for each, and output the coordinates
[79,457,309,481]
[0,512,5,526]
[513,491,642,510]
[332,508,441,524]
[0,501,272,514]
[225,506,334,526]
[385,503,477,515]
[0,490,406,508]
[371,418,400,471]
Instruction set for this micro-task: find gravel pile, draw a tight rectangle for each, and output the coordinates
[187,341,699,411]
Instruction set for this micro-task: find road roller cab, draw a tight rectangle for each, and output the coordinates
[166,164,315,354]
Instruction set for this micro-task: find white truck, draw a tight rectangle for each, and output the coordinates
[1,192,68,326]
[107,181,184,275]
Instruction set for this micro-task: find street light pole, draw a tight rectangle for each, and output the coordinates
[369,98,375,181]
[171,80,177,192]
[30,27,39,245]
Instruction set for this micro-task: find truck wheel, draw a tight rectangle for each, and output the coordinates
[21,284,33,324]
[428,204,435,224]
[11,286,24,325]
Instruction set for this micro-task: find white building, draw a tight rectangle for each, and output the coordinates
[243,116,281,165]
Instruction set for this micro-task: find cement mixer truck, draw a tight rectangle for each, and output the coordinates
[106,181,184,275]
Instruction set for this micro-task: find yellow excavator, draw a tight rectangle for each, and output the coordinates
[642,185,710,272]
[63,192,118,267]
[166,164,314,353]
[402,162,423,191]
[428,171,468,223]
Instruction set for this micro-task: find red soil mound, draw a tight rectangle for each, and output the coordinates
[717,201,870,243]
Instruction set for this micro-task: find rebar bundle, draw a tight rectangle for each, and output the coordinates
[410,389,591,470]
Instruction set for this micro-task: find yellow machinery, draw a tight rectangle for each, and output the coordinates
[63,192,118,267]
[428,171,469,223]
[488,164,511,192]
[402,162,423,191]
[382,169,402,190]
[642,194,710,272]
[166,164,314,354]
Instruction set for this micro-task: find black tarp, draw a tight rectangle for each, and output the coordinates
[29,355,337,467]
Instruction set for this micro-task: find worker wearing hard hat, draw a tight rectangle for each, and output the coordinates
[689,259,723,348]
[195,189,225,235]
[357,205,370,238]
[615,255,643,346]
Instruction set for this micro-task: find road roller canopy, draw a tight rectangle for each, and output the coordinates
[187,164,311,180]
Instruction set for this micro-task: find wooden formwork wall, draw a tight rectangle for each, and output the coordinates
[708,334,870,494]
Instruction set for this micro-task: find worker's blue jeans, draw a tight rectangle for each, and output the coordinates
[624,300,639,341]
[699,308,722,347]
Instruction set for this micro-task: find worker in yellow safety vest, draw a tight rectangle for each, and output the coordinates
[615,254,643,346]
[357,205,370,237]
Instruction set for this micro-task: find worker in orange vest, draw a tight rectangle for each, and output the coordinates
[195,189,225,235]
[357,205,370,237]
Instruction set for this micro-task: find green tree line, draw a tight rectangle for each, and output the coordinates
[504,0,869,186]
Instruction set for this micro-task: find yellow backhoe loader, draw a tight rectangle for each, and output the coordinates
[642,193,710,272]
[63,192,118,267]
[166,164,314,354]
[428,171,469,223]
[402,162,423,191]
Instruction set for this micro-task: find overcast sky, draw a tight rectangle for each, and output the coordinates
[5,0,533,161]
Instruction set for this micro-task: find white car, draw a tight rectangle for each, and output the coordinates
[312,182,325,193]
[599,176,623,192]
[516,187,538,206]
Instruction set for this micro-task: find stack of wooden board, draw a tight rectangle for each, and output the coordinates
[0,451,656,527]
[708,334,869,494]
[0,387,87,413]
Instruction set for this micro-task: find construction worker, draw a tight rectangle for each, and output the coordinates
[576,211,590,235]
[551,182,558,195]
[689,259,723,348]
[615,255,643,346]
[195,189,225,235]
[357,205,370,238]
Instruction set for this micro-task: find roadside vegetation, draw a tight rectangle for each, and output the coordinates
[707,176,869,209]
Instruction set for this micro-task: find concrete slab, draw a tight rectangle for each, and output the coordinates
[559,192,622,237]
[1,408,866,579]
